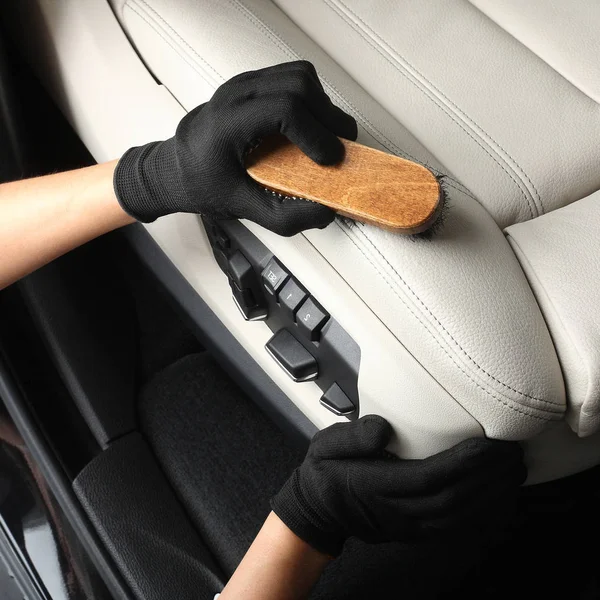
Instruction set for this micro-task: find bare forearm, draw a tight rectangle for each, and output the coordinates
[0,160,134,289]
[219,512,332,600]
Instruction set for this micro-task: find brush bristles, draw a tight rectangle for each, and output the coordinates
[410,177,450,240]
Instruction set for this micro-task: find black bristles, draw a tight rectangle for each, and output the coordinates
[410,176,450,241]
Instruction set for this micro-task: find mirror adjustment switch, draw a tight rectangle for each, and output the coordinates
[227,251,254,289]
[261,258,289,296]
[296,297,329,341]
[265,329,318,382]
[320,383,356,416]
[279,278,308,319]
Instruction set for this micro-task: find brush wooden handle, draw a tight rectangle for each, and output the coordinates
[246,135,441,234]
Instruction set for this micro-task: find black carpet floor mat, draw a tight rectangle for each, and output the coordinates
[138,353,303,576]
[138,353,600,598]
[137,353,508,598]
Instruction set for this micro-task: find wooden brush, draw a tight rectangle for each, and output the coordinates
[246,135,444,234]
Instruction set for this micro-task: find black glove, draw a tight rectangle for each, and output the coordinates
[114,60,357,235]
[271,415,526,556]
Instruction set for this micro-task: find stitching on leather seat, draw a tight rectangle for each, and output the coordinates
[228,1,421,160]
[230,0,477,202]
[330,0,544,215]
[126,0,477,203]
[125,3,216,84]
[354,221,562,407]
[344,217,562,409]
[323,0,543,220]
[126,0,225,87]
[335,220,560,420]
[507,232,592,427]
[320,78,478,202]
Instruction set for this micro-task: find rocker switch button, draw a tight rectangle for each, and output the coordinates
[227,251,254,289]
[279,278,308,319]
[296,297,329,341]
[229,280,267,321]
[266,330,318,382]
[320,383,356,416]
[261,258,289,296]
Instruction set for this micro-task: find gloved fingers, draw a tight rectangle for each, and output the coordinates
[416,480,522,542]
[234,95,345,165]
[175,102,207,135]
[412,438,525,489]
[233,179,335,236]
[353,438,524,498]
[360,472,487,520]
[281,102,348,165]
[287,60,324,90]
[417,459,524,533]
[271,64,358,142]
[304,95,358,143]
[310,415,393,461]
[365,455,524,521]
[220,60,319,90]
[441,437,525,467]
[270,61,357,141]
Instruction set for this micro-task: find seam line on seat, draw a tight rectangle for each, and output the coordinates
[230,0,477,202]
[355,220,561,407]
[323,0,543,219]
[228,2,421,161]
[124,3,217,85]
[127,0,225,86]
[335,220,557,420]
[341,218,562,408]
[127,0,477,203]
[330,0,544,214]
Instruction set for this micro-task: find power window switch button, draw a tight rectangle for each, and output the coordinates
[296,298,329,341]
[261,258,289,296]
[320,383,355,416]
[266,329,318,382]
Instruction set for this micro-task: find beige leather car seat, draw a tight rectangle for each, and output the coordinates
[5,0,600,484]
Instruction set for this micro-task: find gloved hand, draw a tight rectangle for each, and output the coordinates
[114,60,357,235]
[271,415,526,557]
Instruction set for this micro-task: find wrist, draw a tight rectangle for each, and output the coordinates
[69,160,135,232]
[271,469,345,557]
[267,512,335,564]
[114,138,188,222]
[219,512,332,600]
